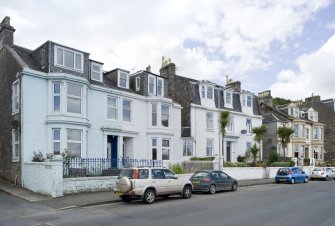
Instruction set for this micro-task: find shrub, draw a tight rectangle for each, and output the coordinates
[169,163,185,174]
[237,155,246,162]
[32,151,46,162]
[268,151,279,164]
[270,161,293,167]
[190,157,215,161]
[46,153,55,160]
[223,162,248,167]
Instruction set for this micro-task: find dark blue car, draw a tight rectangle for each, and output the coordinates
[275,167,309,184]
[190,170,238,194]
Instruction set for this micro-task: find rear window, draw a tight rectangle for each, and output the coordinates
[277,168,289,176]
[120,169,135,179]
[192,172,209,178]
[119,169,149,179]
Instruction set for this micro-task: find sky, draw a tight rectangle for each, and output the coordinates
[1,0,335,100]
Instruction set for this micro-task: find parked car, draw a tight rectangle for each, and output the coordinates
[310,167,335,181]
[114,167,193,204]
[275,167,309,184]
[190,170,238,194]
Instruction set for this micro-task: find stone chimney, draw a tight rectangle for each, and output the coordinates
[145,65,151,72]
[258,90,273,106]
[0,16,15,49]
[305,93,321,104]
[226,81,241,90]
[159,56,176,97]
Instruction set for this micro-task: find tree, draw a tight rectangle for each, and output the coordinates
[252,125,267,160]
[250,144,259,166]
[277,125,295,158]
[272,97,291,106]
[219,111,230,169]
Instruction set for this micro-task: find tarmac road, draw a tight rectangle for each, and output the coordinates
[1,180,335,226]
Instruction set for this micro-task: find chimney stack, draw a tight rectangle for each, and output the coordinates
[145,65,151,72]
[0,16,15,49]
[159,56,176,98]
[258,90,273,106]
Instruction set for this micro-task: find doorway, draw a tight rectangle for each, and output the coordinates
[107,135,118,168]
[226,141,231,162]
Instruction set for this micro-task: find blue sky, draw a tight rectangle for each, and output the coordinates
[1,0,335,100]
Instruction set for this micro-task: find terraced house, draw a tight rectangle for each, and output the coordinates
[0,17,182,184]
[258,91,325,165]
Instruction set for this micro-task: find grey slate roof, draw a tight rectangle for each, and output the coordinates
[232,93,242,112]
[11,45,41,71]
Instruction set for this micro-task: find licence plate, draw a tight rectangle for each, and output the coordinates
[192,181,200,184]
[115,192,123,196]
[280,179,286,181]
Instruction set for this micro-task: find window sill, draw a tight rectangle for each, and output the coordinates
[12,158,20,163]
[12,111,20,116]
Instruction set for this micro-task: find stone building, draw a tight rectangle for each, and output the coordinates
[258,91,325,165]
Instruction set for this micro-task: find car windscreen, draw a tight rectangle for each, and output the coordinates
[277,168,289,176]
[119,169,135,179]
[192,172,209,178]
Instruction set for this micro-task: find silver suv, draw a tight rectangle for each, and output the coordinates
[114,167,193,204]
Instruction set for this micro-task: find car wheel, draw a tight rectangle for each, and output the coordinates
[143,189,156,204]
[276,181,280,184]
[231,182,238,191]
[121,196,132,203]
[182,185,192,199]
[310,177,314,181]
[209,184,216,194]
[304,177,308,183]
[325,176,329,181]
[291,178,295,184]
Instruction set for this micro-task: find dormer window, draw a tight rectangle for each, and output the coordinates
[207,87,213,99]
[225,92,232,104]
[118,71,129,89]
[90,62,102,82]
[157,78,164,96]
[55,46,83,72]
[247,96,252,107]
[148,76,155,94]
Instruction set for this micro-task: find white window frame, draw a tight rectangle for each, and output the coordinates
[201,86,206,98]
[67,83,82,114]
[157,78,164,96]
[242,95,246,106]
[306,128,309,141]
[225,91,231,105]
[247,95,252,107]
[161,104,170,127]
[122,99,132,122]
[148,75,155,94]
[206,112,214,131]
[206,138,214,156]
[152,103,158,126]
[66,129,82,157]
[313,127,319,140]
[152,138,158,160]
[52,128,61,155]
[207,87,213,99]
[12,80,20,114]
[294,124,299,138]
[162,139,170,160]
[12,129,20,162]
[53,81,61,112]
[227,116,234,132]
[107,96,118,120]
[136,77,140,91]
[54,46,83,72]
[183,139,193,157]
[246,119,252,133]
[118,71,129,89]
[90,62,103,82]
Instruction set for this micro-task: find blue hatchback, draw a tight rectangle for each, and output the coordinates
[275,167,309,184]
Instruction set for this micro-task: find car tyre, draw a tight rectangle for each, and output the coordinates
[182,185,192,199]
[231,182,238,191]
[209,184,216,194]
[276,181,280,184]
[121,196,132,203]
[291,178,295,184]
[143,189,156,204]
[304,177,308,183]
[310,177,314,181]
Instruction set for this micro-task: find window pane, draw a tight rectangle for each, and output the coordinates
[68,84,81,97]
[54,96,60,112]
[107,108,117,119]
[64,50,74,68]
[53,129,60,140]
[123,99,131,109]
[108,97,117,107]
[67,129,81,141]
[91,71,100,81]
[162,139,170,147]
[67,97,81,114]
[54,82,60,94]
[67,143,81,157]
[75,54,82,70]
[123,110,131,122]
[54,142,60,154]
[56,48,63,65]
[162,149,169,160]
[152,138,157,146]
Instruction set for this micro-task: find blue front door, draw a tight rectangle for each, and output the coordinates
[108,135,118,168]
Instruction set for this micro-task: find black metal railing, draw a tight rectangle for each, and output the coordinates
[63,158,164,178]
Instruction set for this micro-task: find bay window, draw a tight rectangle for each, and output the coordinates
[67,84,82,114]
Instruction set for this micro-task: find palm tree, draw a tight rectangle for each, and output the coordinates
[277,125,295,158]
[249,143,259,166]
[219,111,230,169]
[252,125,267,160]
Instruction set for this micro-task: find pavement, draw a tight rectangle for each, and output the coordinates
[0,176,274,210]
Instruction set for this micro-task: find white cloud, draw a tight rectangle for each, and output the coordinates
[0,0,331,85]
[326,21,335,30]
[271,34,335,99]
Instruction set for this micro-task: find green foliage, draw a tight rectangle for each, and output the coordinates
[277,126,295,158]
[46,153,55,160]
[252,125,267,144]
[32,151,46,162]
[219,111,230,134]
[169,163,185,174]
[223,162,248,167]
[237,155,246,163]
[190,157,215,161]
[268,150,279,164]
[272,97,291,106]
[270,161,295,167]
[250,143,259,166]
